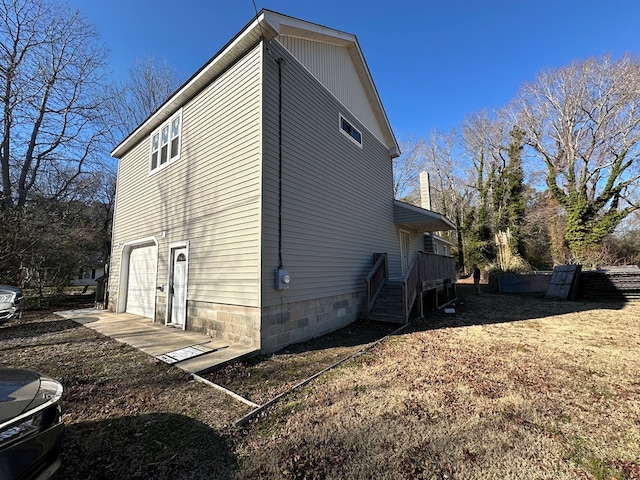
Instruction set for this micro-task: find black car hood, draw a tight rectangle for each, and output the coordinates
[0,285,21,295]
[0,369,61,423]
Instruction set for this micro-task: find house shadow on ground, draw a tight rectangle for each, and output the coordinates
[276,319,401,355]
[257,282,628,358]
[209,281,630,383]
[0,314,84,344]
[53,413,237,480]
[410,282,628,332]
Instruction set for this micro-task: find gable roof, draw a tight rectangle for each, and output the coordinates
[111,10,399,159]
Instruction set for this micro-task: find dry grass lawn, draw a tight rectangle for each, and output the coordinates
[0,285,638,479]
[231,285,640,479]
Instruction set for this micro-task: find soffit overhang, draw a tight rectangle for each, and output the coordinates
[394,200,457,233]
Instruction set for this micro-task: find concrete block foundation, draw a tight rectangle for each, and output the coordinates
[109,291,365,354]
[261,291,363,353]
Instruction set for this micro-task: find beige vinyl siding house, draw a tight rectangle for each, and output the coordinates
[110,43,263,339]
[259,40,402,349]
[108,10,454,354]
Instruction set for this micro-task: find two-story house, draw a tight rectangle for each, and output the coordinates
[108,10,455,354]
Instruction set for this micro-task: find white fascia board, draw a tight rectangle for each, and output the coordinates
[263,11,355,46]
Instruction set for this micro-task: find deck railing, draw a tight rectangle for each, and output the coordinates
[366,251,457,323]
[402,252,420,322]
[402,252,457,323]
[418,252,457,289]
[365,253,388,317]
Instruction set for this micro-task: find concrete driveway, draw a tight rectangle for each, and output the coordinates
[56,308,258,374]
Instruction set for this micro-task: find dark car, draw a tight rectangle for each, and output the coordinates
[0,285,23,322]
[0,369,64,480]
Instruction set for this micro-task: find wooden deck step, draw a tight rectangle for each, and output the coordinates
[369,281,404,324]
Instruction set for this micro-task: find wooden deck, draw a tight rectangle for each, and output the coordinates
[366,252,457,324]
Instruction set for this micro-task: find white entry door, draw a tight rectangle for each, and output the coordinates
[169,247,188,327]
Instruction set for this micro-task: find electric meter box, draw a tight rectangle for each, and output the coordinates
[275,268,291,290]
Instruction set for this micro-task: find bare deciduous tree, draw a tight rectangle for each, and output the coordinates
[0,0,113,211]
[422,130,462,216]
[393,135,427,202]
[111,56,181,143]
[422,129,471,269]
[517,54,640,260]
[460,110,506,263]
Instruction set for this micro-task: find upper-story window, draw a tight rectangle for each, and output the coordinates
[150,110,182,172]
[339,113,362,147]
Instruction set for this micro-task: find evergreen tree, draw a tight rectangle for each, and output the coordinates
[503,126,526,253]
[472,152,494,263]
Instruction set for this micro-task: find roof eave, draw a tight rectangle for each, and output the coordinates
[393,200,456,233]
[111,10,399,159]
[111,11,277,159]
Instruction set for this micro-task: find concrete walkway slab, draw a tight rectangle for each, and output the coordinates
[56,308,258,374]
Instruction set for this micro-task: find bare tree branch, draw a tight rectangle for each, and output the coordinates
[109,56,182,144]
[0,0,112,211]
[516,54,640,258]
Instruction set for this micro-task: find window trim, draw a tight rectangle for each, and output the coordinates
[149,109,182,174]
[339,113,363,148]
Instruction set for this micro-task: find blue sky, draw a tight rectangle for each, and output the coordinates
[68,0,640,141]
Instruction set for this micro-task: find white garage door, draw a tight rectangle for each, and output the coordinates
[126,245,156,318]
